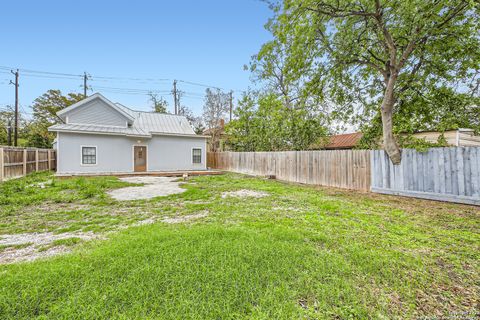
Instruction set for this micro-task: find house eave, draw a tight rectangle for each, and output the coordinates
[48,128,151,138]
[48,128,206,139]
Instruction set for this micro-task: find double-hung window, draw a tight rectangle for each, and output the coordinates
[192,148,202,164]
[82,147,97,165]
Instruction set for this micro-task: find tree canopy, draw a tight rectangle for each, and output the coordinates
[148,93,168,113]
[253,0,480,163]
[226,92,327,151]
[27,90,83,148]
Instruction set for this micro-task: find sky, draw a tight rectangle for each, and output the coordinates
[0,0,273,118]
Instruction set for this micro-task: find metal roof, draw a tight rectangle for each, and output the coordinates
[49,94,202,138]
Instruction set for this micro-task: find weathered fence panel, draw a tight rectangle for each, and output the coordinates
[207,150,371,191]
[371,147,480,206]
[0,146,56,181]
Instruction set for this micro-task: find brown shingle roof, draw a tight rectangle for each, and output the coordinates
[325,132,363,149]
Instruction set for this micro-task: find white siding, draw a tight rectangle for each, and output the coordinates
[148,135,206,171]
[68,99,128,127]
[57,132,206,174]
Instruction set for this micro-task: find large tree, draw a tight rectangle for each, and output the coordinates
[27,90,83,148]
[258,0,480,163]
[0,108,20,145]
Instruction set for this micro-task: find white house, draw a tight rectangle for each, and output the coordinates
[48,93,207,175]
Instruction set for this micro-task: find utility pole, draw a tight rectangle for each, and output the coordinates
[173,80,178,115]
[9,69,19,146]
[229,90,233,121]
[83,72,89,97]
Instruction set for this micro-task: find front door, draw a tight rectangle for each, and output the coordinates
[134,146,147,172]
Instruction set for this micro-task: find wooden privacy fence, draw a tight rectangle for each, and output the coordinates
[207,150,371,191]
[0,146,56,181]
[208,147,480,205]
[371,147,480,206]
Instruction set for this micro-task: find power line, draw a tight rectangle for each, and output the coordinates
[0,65,242,93]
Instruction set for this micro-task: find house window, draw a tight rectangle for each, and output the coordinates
[82,147,97,165]
[192,148,202,164]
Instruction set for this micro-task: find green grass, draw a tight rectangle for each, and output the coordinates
[0,172,478,319]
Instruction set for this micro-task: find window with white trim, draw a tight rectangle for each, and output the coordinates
[82,147,97,165]
[192,148,202,164]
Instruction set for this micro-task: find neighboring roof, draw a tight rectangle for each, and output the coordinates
[49,93,205,138]
[325,132,363,149]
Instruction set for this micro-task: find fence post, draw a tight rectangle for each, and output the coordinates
[35,149,39,172]
[47,150,51,170]
[0,148,3,182]
[23,149,27,176]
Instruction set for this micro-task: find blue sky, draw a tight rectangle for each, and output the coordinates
[0,0,272,117]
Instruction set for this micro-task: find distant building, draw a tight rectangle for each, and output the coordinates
[203,119,229,152]
[323,129,480,150]
[324,132,363,150]
[410,129,480,147]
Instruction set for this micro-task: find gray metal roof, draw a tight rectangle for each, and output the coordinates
[49,94,202,138]
[116,104,195,135]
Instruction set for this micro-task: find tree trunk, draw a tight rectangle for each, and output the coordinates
[381,75,402,164]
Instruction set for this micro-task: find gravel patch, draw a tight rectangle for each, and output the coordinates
[221,189,269,199]
[162,212,208,224]
[108,177,186,201]
[0,231,101,264]
[0,245,72,264]
[0,231,99,247]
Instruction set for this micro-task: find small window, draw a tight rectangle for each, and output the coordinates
[82,147,96,165]
[192,148,202,164]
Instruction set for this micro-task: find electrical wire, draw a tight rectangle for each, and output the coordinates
[0,65,243,93]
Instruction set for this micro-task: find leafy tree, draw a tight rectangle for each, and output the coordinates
[0,108,16,145]
[27,90,83,148]
[202,88,230,151]
[178,104,195,123]
[226,92,327,151]
[191,117,206,135]
[257,0,480,163]
[148,93,168,113]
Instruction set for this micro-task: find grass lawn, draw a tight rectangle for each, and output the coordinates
[0,172,478,319]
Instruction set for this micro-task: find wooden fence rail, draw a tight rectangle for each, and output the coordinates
[207,150,371,191]
[0,147,56,182]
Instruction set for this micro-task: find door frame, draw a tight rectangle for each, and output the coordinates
[132,144,148,172]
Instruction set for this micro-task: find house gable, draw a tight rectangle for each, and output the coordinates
[58,93,135,127]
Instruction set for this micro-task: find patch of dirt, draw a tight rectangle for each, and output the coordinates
[0,231,101,264]
[0,245,72,264]
[21,202,92,214]
[161,212,208,224]
[221,189,269,199]
[108,177,186,201]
